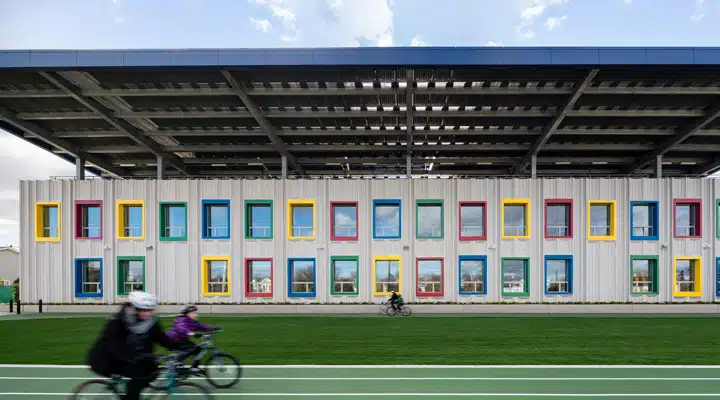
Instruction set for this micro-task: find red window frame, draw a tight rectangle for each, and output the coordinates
[673,198,702,238]
[458,201,487,241]
[74,200,103,240]
[330,201,359,241]
[544,199,573,239]
[245,258,273,298]
[415,257,444,297]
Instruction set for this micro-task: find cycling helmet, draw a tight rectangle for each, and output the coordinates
[128,291,157,310]
[182,304,198,315]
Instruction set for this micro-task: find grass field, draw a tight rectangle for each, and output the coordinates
[2,315,720,365]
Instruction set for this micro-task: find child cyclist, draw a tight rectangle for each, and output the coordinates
[167,305,217,371]
[388,291,404,312]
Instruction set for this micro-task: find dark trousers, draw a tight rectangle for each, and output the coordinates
[122,359,156,399]
[176,339,202,366]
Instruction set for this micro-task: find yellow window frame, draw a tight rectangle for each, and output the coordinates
[501,198,531,239]
[116,200,145,240]
[287,199,316,240]
[673,256,702,297]
[372,255,402,296]
[201,255,231,297]
[587,200,617,241]
[35,202,61,242]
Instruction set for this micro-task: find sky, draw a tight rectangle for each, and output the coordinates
[0,0,717,246]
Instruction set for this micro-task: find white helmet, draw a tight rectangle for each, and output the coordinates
[128,291,157,310]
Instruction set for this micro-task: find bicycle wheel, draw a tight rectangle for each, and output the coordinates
[144,382,214,399]
[149,365,188,390]
[203,352,242,389]
[70,379,119,399]
[385,306,397,316]
[401,306,412,316]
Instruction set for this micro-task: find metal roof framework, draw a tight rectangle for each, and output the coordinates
[2,47,720,179]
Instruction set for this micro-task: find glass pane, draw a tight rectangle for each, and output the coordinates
[333,260,357,293]
[206,205,229,237]
[374,204,400,237]
[123,260,144,293]
[291,205,314,237]
[333,205,357,238]
[503,259,527,293]
[590,204,610,236]
[676,259,695,293]
[291,260,315,293]
[248,260,272,294]
[44,206,59,237]
[417,259,443,293]
[546,204,569,237]
[125,205,143,237]
[417,203,442,237]
[375,260,400,293]
[249,204,272,238]
[207,260,228,293]
[632,204,654,237]
[82,260,101,294]
[164,205,186,238]
[503,204,526,236]
[632,259,654,293]
[82,205,101,238]
[460,204,484,237]
[546,259,569,293]
[675,204,697,236]
[460,259,485,293]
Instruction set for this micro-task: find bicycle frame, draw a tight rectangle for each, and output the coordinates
[184,332,222,368]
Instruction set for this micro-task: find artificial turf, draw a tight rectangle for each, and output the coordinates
[1,316,719,365]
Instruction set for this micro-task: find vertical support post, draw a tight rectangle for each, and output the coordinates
[406,155,412,178]
[75,154,86,180]
[530,155,538,178]
[281,156,288,179]
[156,156,164,180]
[655,155,663,178]
[38,299,42,314]
[8,298,12,313]
[16,298,20,315]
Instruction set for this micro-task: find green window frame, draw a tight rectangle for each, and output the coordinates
[159,202,187,242]
[630,255,659,296]
[117,256,146,296]
[716,199,720,239]
[416,199,444,239]
[501,257,530,297]
[244,200,273,239]
[330,256,359,296]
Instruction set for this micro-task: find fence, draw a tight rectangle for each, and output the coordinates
[0,286,13,303]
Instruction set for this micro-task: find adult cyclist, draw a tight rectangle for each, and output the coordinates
[388,291,404,312]
[86,291,185,400]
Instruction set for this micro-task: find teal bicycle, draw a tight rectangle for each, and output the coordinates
[70,354,213,399]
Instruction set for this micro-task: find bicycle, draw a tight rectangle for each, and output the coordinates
[380,302,412,316]
[70,354,213,399]
[150,330,241,390]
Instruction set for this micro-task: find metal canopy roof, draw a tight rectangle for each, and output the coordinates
[2,47,720,179]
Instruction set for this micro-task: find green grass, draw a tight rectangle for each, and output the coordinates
[2,316,720,365]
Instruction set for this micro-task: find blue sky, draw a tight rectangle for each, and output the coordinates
[0,0,716,246]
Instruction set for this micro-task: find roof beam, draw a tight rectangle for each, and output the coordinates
[221,70,304,175]
[690,157,720,176]
[624,104,720,174]
[406,69,415,164]
[36,71,188,176]
[513,69,599,174]
[0,106,126,178]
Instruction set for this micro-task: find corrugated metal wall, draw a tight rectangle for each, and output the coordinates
[19,178,720,304]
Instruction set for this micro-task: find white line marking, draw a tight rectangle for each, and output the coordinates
[3,376,720,381]
[2,393,720,397]
[3,364,720,369]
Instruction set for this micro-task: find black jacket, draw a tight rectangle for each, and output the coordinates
[87,304,182,375]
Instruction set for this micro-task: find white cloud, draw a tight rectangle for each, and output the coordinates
[545,15,567,30]
[0,219,18,226]
[249,17,272,33]
[323,0,394,46]
[691,0,705,20]
[410,36,428,46]
[623,0,631,3]
[516,0,568,39]
[250,0,300,40]
[486,41,503,46]
[0,191,19,201]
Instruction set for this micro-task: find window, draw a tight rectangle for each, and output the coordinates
[288,258,316,297]
[202,200,230,239]
[716,257,720,297]
[630,255,659,295]
[245,258,272,298]
[502,257,529,297]
[330,256,359,295]
[588,201,616,240]
[373,199,401,239]
[116,256,145,296]
[630,201,659,241]
[74,258,102,298]
[330,202,358,241]
[75,201,102,239]
[544,199,572,238]
[501,199,530,239]
[202,256,230,296]
[35,202,60,242]
[544,255,573,295]
[373,256,401,295]
[458,255,487,295]
[287,199,316,240]
[674,257,702,297]
[459,202,487,241]
[416,258,444,297]
[116,200,144,240]
[416,200,444,239]
[716,200,720,239]
[159,202,187,241]
[245,200,273,239]
[674,199,701,238]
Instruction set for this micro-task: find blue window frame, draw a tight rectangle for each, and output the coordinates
[373,199,401,239]
[630,201,659,241]
[716,257,720,297]
[458,255,487,295]
[201,200,230,239]
[544,255,573,295]
[74,258,103,298]
[288,258,316,298]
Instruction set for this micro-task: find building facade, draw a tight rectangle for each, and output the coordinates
[0,246,19,285]
[19,178,720,305]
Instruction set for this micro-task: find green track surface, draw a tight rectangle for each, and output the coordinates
[2,315,720,365]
